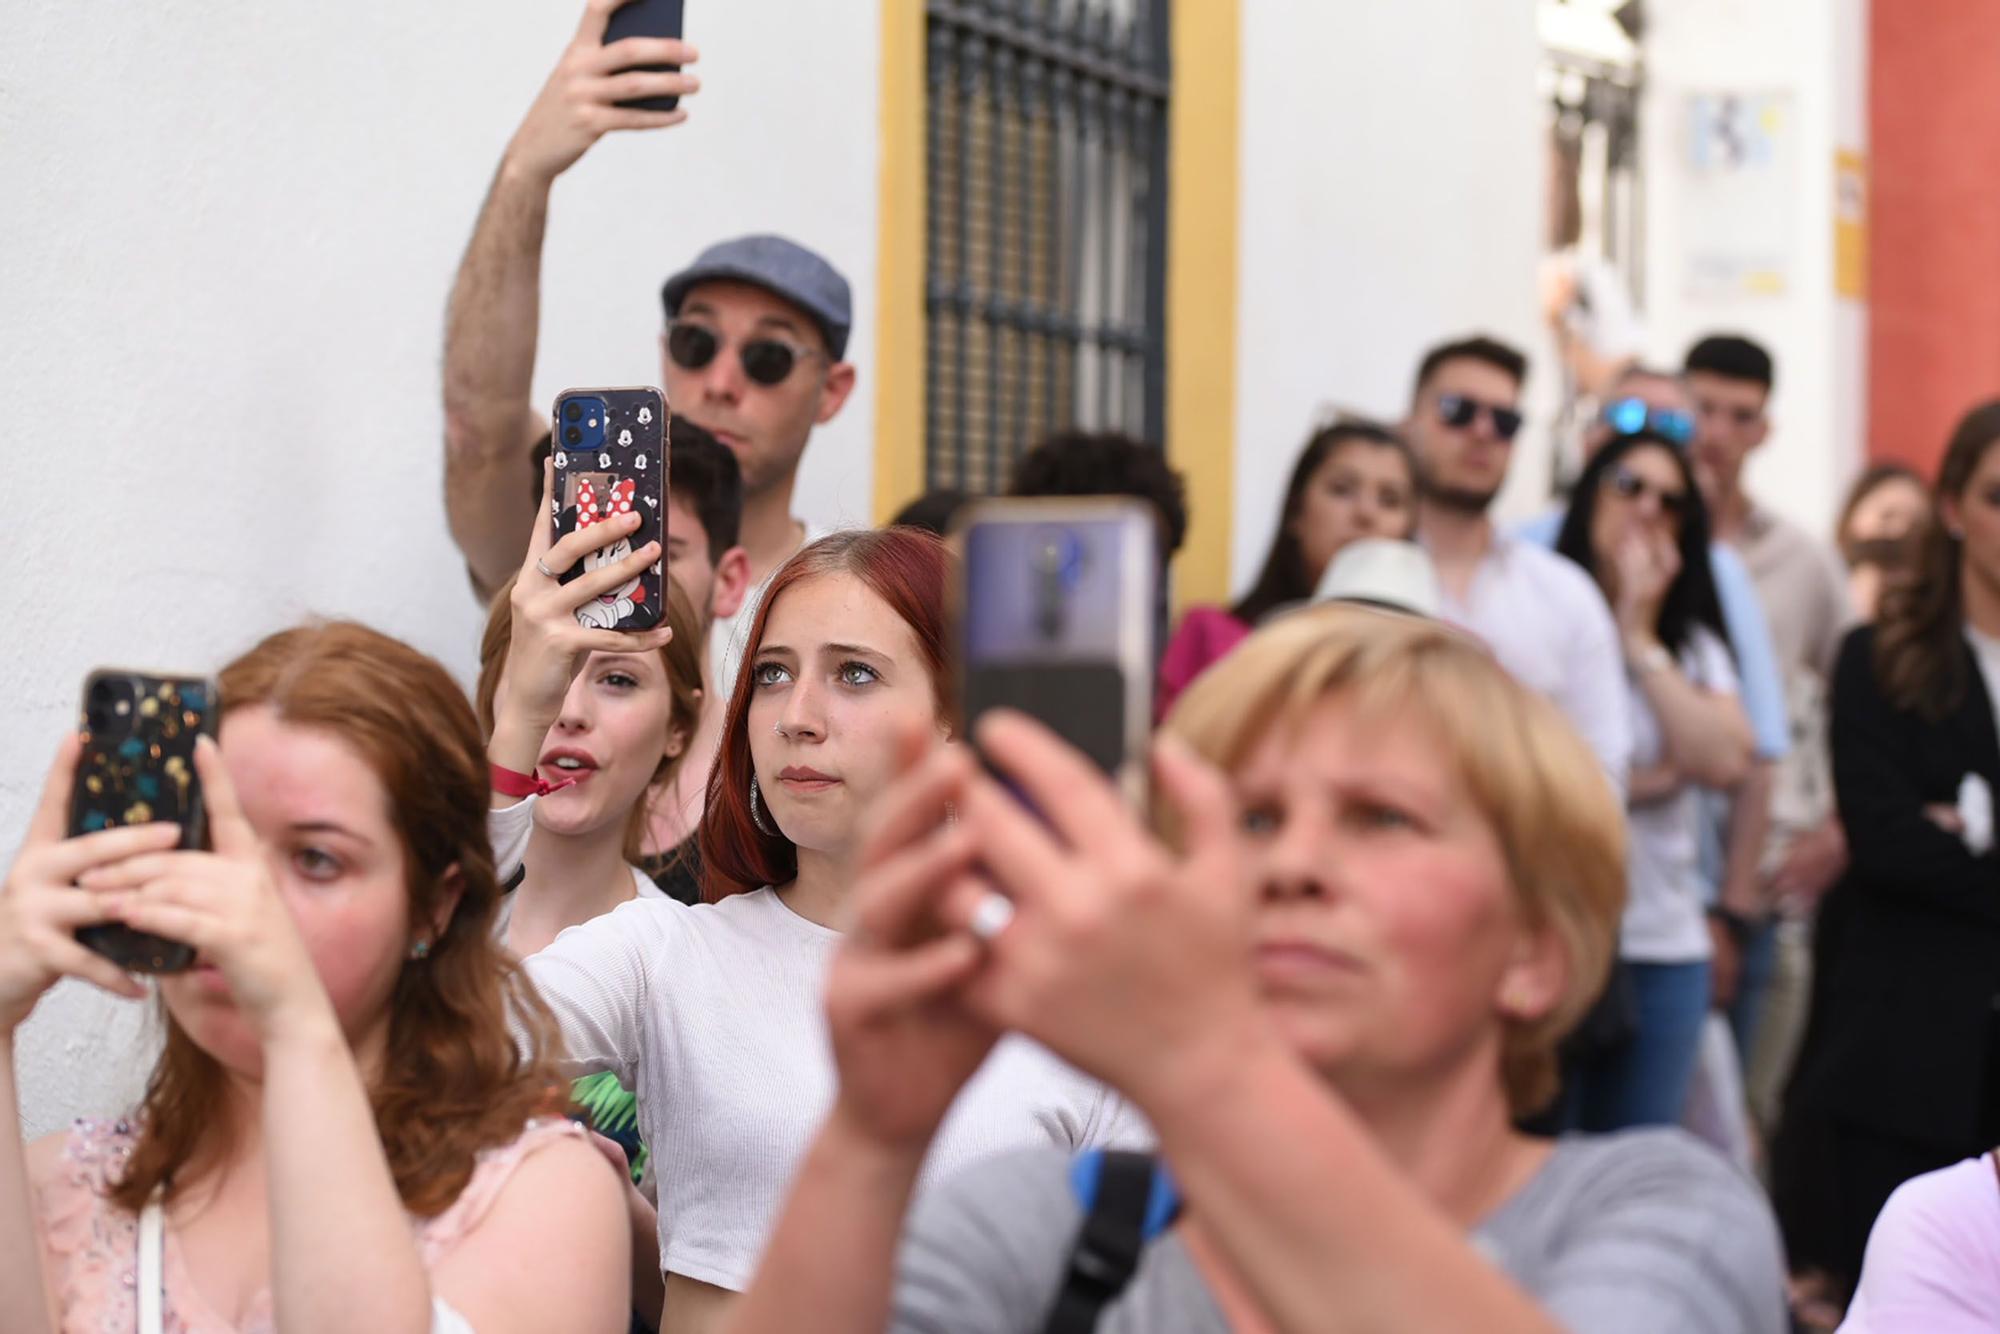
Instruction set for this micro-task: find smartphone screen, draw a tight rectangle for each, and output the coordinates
[68,670,214,973]
[955,499,1155,804]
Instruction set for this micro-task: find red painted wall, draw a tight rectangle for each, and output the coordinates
[1870,2,2000,476]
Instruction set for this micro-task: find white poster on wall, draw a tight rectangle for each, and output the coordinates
[1680,91,1798,301]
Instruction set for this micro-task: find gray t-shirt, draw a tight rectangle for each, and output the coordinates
[892,1128,1785,1333]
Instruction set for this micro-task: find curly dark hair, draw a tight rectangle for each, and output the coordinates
[1007,431,1189,557]
[889,487,973,537]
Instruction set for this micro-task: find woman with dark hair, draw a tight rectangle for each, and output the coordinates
[0,622,630,1333]
[1554,430,1754,1130]
[1776,401,2000,1310]
[1156,420,1416,717]
[1836,462,1932,622]
[517,527,1138,1334]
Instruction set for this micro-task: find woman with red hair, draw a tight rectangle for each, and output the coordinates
[0,621,631,1334]
[516,527,1140,1334]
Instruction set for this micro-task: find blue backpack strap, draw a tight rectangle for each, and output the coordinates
[1041,1150,1180,1334]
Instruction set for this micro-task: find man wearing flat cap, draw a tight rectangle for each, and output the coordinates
[442,3,856,694]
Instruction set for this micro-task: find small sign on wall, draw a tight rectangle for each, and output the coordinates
[1680,92,1798,301]
[1835,148,1868,301]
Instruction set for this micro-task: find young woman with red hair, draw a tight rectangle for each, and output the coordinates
[506,527,1139,1334]
[0,621,631,1334]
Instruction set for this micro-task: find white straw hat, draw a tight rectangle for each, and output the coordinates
[1311,538,1442,619]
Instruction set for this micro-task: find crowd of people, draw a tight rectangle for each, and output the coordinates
[4,6,1998,1332]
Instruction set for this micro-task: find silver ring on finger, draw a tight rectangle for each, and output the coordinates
[967,891,1015,944]
[535,558,560,580]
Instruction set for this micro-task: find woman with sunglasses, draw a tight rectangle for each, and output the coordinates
[513,527,1138,1334]
[1157,419,1418,719]
[1553,429,1754,1132]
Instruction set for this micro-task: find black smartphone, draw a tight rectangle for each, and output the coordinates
[602,0,687,112]
[552,386,669,631]
[953,498,1157,806]
[68,671,215,973]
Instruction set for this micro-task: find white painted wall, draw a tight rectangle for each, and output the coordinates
[1637,0,1866,537]
[1,0,881,1135]
[1231,0,1546,586]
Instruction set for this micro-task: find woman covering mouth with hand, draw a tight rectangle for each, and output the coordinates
[511,526,1143,1334]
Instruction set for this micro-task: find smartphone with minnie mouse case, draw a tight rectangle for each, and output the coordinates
[551,387,668,631]
[68,670,215,973]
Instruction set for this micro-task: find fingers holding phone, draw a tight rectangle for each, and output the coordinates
[506,457,670,719]
[490,450,672,782]
[0,734,168,1031]
[506,0,701,186]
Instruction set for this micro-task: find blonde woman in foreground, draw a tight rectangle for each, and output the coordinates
[726,604,1786,1333]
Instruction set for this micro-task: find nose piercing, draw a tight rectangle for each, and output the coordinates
[773,722,788,739]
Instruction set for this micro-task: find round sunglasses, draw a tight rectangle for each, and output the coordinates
[666,320,825,387]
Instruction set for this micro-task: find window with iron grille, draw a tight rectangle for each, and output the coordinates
[924,0,1171,493]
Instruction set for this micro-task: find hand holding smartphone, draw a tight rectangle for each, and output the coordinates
[953,499,1157,808]
[68,671,216,973]
[602,0,688,111]
[550,387,669,632]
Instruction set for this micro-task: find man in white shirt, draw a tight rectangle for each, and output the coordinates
[1402,335,1633,792]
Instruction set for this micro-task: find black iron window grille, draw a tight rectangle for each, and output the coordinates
[924,0,1171,493]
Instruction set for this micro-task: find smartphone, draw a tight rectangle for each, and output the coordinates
[602,0,687,112]
[954,498,1156,806]
[551,387,668,632]
[68,671,216,973]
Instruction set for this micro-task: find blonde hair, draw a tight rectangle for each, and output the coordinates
[1162,604,1627,1116]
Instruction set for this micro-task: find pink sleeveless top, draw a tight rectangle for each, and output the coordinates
[30,1115,584,1333]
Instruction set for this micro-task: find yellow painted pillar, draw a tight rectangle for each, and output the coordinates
[871,0,928,523]
[1164,0,1241,611]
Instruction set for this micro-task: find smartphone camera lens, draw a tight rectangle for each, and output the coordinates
[564,426,583,445]
[85,676,136,737]
[564,401,583,422]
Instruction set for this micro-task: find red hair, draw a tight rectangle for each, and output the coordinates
[112,621,566,1216]
[699,528,951,900]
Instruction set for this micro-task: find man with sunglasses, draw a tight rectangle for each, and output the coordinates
[1517,363,1793,1030]
[1402,335,1632,794]
[441,2,857,691]
[1683,334,1853,1138]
